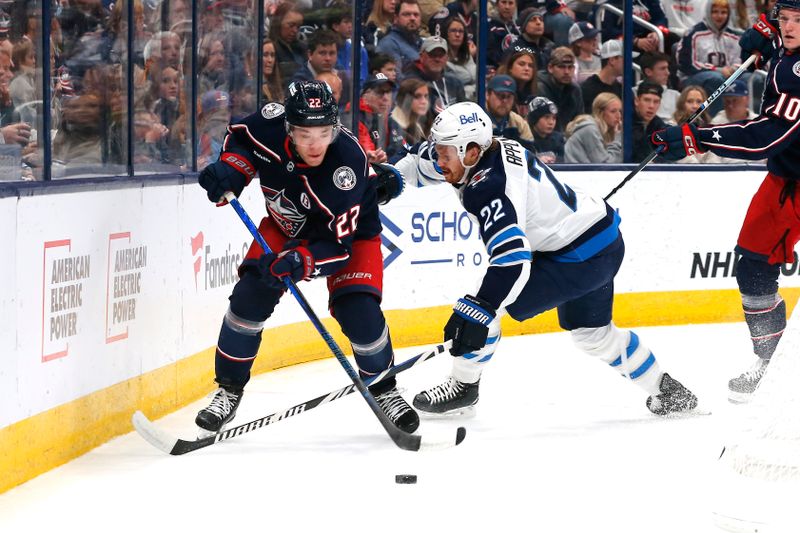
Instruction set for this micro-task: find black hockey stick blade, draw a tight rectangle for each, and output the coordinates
[133,342,461,455]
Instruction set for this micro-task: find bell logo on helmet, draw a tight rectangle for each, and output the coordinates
[459,113,480,125]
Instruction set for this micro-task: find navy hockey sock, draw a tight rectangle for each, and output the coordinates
[742,293,786,360]
[333,293,395,393]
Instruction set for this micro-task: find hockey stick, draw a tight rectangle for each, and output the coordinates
[603,53,758,201]
[222,192,465,451]
[132,341,451,455]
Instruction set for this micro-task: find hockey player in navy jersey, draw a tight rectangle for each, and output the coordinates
[194,80,416,434]
[651,0,800,402]
[394,101,698,416]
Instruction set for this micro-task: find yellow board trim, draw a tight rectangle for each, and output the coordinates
[2,288,799,494]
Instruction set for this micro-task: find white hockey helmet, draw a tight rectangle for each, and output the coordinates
[429,102,493,167]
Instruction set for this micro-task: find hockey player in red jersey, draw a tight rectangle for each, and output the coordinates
[651,0,800,402]
[194,80,415,434]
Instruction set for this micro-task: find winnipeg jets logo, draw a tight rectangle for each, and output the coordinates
[712,130,722,141]
[333,166,357,190]
[261,102,284,119]
[469,169,491,187]
[262,185,307,237]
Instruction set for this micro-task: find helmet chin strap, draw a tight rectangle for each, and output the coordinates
[457,146,486,182]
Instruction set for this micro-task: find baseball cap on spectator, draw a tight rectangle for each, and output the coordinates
[637,81,663,98]
[528,96,558,123]
[518,7,546,29]
[362,73,396,93]
[420,36,448,54]
[488,75,517,94]
[724,79,748,97]
[568,22,600,45]
[548,47,576,67]
[600,39,639,59]
[201,90,231,114]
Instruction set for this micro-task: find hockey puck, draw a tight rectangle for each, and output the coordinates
[395,474,417,484]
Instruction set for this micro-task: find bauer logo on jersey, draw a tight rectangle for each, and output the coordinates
[333,166,357,190]
[261,102,285,119]
[300,192,311,209]
[262,186,307,237]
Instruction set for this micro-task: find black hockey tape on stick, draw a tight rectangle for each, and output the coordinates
[603,54,758,202]
[225,192,464,452]
[132,341,452,455]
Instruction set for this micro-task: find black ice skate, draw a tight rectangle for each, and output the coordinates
[413,376,479,416]
[646,373,698,415]
[728,358,769,404]
[195,386,243,434]
[373,387,419,434]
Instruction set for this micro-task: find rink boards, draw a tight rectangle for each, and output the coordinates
[2,167,799,493]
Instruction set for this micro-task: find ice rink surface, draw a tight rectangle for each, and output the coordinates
[0,322,782,533]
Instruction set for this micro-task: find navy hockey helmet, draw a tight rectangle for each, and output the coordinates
[284,80,339,128]
[774,0,800,15]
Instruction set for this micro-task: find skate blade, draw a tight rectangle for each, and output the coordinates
[418,405,477,420]
[727,391,754,405]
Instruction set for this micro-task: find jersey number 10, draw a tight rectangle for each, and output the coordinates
[772,92,800,121]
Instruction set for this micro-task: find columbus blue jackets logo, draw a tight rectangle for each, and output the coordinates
[793,62,800,77]
[262,185,306,236]
[333,166,357,190]
[261,102,284,119]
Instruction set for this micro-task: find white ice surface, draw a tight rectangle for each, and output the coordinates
[0,323,781,532]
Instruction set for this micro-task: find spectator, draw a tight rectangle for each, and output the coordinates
[632,81,667,162]
[369,53,399,82]
[197,89,231,168]
[564,92,622,163]
[672,85,710,126]
[507,7,554,71]
[527,96,565,163]
[580,39,625,114]
[270,3,305,82]
[601,0,675,53]
[497,49,538,117]
[375,0,424,75]
[329,11,369,84]
[143,31,182,73]
[537,47,582,132]
[676,0,742,116]
[485,74,535,149]
[568,22,600,84]
[663,0,707,36]
[198,34,228,95]
[0,49,31,147]
[443,17,477,100]
[262,38,284,103]
[729,0,763,31]
[404,36,466,112]
[133,109,169,164]
[444,0,479,41]
[390,78,432,148]
[52,93,103,167]
[291,29,340,82]
[150,65,181,132]
[9,38,36,118]
[353,73,405,163]
[637,52,680,123]
[365,0,397,53]
[711,79,755,123]
[316,71,344,104]
[488,0,520,67]
[542,0,577,46]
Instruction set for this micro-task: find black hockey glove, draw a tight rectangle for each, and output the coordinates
[650,124,705,162]
[198,159,247,204]
[739,14,777,67]
[373,163,405,205]
[444,295,496,357]
[257,242,315,290]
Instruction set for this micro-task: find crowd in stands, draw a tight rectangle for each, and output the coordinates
[0,0,773,179]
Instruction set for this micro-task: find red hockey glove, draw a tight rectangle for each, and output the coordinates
[258,244,315,290]
[740,14,777,67]
[651,124,705,162]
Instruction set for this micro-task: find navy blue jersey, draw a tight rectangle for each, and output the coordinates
[220,102,381,277]
[697,49,800,179]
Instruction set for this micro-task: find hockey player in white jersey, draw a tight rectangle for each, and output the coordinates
[394,101,699,416]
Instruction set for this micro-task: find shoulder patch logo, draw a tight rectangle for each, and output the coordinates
[469,169,490,187]
[261,102,285,119]
[333,166,357,190]
[793,61,800,77]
